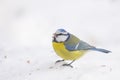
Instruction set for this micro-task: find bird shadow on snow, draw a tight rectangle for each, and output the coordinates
[54,62,112,80]
[48,61,112,73]
[30,61,112,80]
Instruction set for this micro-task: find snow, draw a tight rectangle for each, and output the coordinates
[0,0,120,80]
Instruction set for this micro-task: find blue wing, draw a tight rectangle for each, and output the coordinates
[65,40,94,51]
[65,40,111,53]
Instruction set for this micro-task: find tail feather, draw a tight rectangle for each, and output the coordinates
[90,47,111,53]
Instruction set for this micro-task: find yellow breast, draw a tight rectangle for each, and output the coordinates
[52,42,86,60]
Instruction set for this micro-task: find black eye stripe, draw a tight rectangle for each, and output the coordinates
[57,34,63,35]
[56,34,67,36]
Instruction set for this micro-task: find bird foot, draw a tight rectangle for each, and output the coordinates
[55,60,64,64]
[62,64,73,68]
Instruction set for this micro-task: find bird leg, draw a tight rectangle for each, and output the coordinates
[62,60,75,68]
[55,59,64,64]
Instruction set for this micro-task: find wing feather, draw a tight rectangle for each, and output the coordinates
[65,40,94,51]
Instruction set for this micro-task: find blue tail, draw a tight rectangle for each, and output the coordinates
[90,47,111,53]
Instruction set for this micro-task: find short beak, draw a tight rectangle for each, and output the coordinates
[52,33,56,38]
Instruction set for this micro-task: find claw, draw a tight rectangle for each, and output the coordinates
[62,64,73,68]
[55,60,64,64]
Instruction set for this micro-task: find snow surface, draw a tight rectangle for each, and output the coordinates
[0,0,120,80]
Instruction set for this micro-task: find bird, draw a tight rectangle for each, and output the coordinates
[52,29,111,68]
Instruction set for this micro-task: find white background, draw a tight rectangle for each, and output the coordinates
[0,0,120,80]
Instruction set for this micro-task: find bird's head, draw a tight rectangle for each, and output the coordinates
[53,29,70,42]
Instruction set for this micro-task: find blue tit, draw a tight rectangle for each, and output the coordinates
[52,29,111,68]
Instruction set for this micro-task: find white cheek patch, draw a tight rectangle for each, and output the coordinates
[56,35,68,42]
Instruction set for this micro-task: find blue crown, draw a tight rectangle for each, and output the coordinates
[57,29,66,32]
